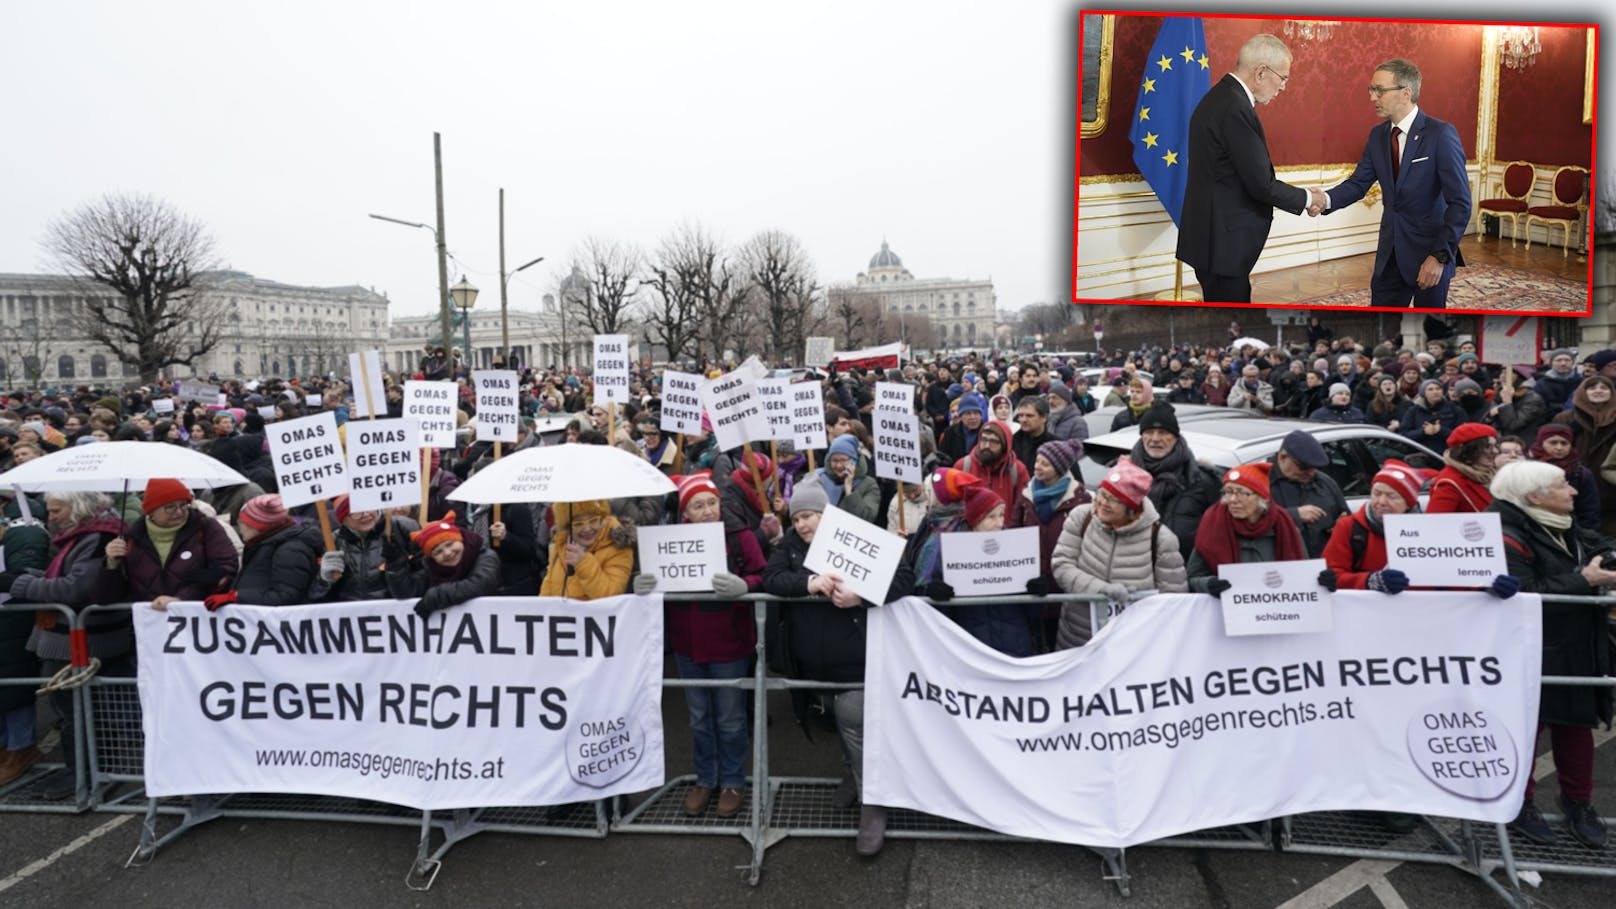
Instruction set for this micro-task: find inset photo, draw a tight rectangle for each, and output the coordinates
[1074,12,1596,315]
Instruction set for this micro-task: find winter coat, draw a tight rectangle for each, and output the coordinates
[122,510,239,602]
[1307,403,1367,424]
[1268,458,1351,558]
[1321,508,1390,590]
[234,521,324,606]
[1010,428,1053,477]
[1400,397,1464,453]
[666,522,766,665]
[1136,446,1223,561]
[1046,403,1089,442]
[1532,368,1581,413]
[15,514,130,662]
[1,523,50,712]
[762,527,913,686]
[1487,389,1548,443]
[802,467,881,525]
[486,503,544,595]
[198,481,265,526]
[386,540,501,612]
[957,420,1028,506]
[321,516,418,601]
[1552,402,1616,537]
[1492,499,1614,728]
[1226,380,1274,413]
[538,520,634,600]
[1426,464,1492,514]
[1007,479,1090,590]
[1049,499,1187,648]
[937,419,980,467]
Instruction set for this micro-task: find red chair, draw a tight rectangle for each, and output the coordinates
[1525,165,1589,258]
[1475,161,1536,246]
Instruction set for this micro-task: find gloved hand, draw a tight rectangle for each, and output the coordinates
[319,551,346,583]
[413,598,442,619]
[1367,569,1410,594]
[925,581,955,602]
[203,590,238,612]
[711,572,748,599]
[381,533,409,567]
[1025,577,1050,596]
[1488,574,1520,599]
[1317,568,1339,592]
[0,571,17,593]
[1204,578,1233,596]
[1098,582,1130,603]
[759,513,783,543]
[631,573,657,595]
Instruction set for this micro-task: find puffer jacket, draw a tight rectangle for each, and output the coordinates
[1046,403,1089,442]
[538,519,634,601]
[1,523,50,712]
[385,536,501,612]
[1050,498,1187,648]
[233,521,324,606]
[122,510,239,601]
[322,515,418,601]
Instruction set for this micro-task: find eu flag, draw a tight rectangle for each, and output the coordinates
[1129,17,1211,227]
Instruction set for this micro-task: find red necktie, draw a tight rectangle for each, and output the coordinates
[1390,126,1402,181]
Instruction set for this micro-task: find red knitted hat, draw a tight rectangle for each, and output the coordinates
[141,478,192,515]
[411,512,463,556]
[963,487,1005,528]
[1099,456,1152,511]
[929,467,983,505]
[1223,462,1272,502]
[1371,460,1421,508]
[676,472,719,515]
[1447,422,1498,448]
[238,494,291,532]
[332,493,352,523]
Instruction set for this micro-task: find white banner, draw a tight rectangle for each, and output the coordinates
[1384,513,1507,587]
[701,369,770,452]
[787,382,826,451]
[872,412,923,484]
[865,592,1540,848]
[1218,558,1333,635]
[939,526,1040,596]
[348,350,388,419]
[593,335,631,405]
[266,412,349,507]
[831,342,902,372]
[635,523,726,592]
[802,506,904,605]
[403,381,459,449]
[754,378,791,442]
[345,418,423,512]
[474,370,520,443]
[660,371,705,436]
[136,596,666,809]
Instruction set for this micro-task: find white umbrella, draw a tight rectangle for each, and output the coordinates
[448,443,675,504]
[1228,337,1270,353]
[0,442,250,493]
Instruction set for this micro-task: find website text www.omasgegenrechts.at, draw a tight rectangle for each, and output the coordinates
[254,747,505,782]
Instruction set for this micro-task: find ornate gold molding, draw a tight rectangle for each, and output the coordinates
[1586,28,1596,125]
[1081,14,1116,139]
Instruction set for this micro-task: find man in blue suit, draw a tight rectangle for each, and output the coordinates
[1312,59,1472,309]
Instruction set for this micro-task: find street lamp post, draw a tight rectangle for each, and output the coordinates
[450,276,479,374]
[497,190,544,372]
[369,210,453,357]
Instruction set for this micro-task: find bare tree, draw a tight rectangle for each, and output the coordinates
[42,192,226,383]
[643,223,750,363]
[827,285,894,349]
[641,226,705,366]
[0,302,67,385]
[739,229,823,362]
[1017,302,1078,344]
[571,236,642,335]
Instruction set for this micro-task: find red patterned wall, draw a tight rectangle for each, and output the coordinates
[1082,14,1489,174]
[1494,25,1593,167]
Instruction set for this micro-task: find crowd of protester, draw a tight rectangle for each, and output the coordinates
[0,331,1612,854]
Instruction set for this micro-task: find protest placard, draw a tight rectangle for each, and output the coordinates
[875,381,912,414]
[474,370,520,443]
[660,371,704,435]
[348,350,388,418]
[754,378,791,441]
[135,595,665,809]
[403,381,458,448]
[803,506,904,606]
[593,335,631,405]
[635,523,726,593]
[1384,513,1508,587]
[257,405,277,422]
[307,392,323,408]
[216,393,228,408]
[151,398,175,414]
[175,380,217,403]
[804,336,835,368]
[939,526,1040,596]
[1216,558,1333,635]
[788,382,826,451]
[737,354,769,381]
[344,418,423,511]
[701,369,770,452]
[873,412,923,484]
[266,412,348,508]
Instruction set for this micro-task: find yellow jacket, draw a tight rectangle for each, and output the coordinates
[538,520,634,600]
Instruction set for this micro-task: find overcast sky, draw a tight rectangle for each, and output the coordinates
[2,2,1609,320]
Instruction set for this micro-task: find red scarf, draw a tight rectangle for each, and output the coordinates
[37,514,126,630]
[1192,502,1306,572]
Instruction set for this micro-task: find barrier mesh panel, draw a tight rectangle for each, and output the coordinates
[618,781,754,830]
[89,681,144,777]
[1488,815,1616,873]
[1285,811,1465,860]
[474,801,604,831]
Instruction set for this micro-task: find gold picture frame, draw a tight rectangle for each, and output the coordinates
[1584,28,1595,126]
[1081,14,1115,139]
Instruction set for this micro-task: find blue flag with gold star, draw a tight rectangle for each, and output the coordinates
[1129,16,1210,226]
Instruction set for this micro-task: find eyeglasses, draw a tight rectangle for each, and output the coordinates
[156,501,190,513]
[1221,488,1258,500]
[1367,83,1405,97]
[1264,65,1290,86]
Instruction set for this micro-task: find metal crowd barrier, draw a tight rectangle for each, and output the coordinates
[0,602,84,813]
[7,594,1613,906]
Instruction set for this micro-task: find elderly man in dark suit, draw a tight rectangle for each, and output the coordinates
[1176,33,1313,304]
[1312,59,1472,309]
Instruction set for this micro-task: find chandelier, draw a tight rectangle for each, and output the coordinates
[1282,19,1340,42]
[1498,26,1541,70]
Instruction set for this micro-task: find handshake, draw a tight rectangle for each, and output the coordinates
[1305,187,1329,217]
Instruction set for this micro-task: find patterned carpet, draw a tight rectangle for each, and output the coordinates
[1293,263,1589,313]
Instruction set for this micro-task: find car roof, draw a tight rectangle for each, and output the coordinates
[1084,419,1439,468]
[1080,404,1260,436]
